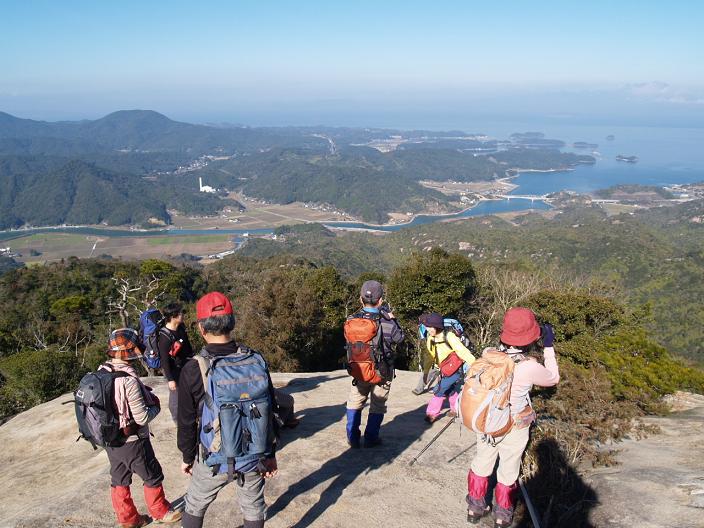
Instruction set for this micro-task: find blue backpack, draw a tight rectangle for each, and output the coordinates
[139,308,164,369]
[195,347,274,480]
[419,317,474,351]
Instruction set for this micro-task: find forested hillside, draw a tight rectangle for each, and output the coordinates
[240,200,704,365]
[0,110,595,226]
[0,157,235,228]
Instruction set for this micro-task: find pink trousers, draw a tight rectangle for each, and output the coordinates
[425,392,459,418]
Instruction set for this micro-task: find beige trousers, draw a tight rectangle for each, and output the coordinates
[346,380,391,414]
[470,425,530,485]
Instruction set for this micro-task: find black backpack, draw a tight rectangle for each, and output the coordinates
[74,367,129,449]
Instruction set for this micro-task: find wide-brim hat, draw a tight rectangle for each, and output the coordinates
[108,328,142,361]
[500,307,541,347]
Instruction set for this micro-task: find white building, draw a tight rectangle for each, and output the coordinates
[199,177,216,193]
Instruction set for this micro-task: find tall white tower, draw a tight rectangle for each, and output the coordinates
[199,177,204,192]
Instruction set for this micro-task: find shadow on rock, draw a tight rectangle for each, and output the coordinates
[268,404,427,528]
[276,403,347,449]
[518,437,599,528]
[278,375,349,396]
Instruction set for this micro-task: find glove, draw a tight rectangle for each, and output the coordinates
[541,323,555,347]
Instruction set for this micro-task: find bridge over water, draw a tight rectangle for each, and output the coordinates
[492,194,550,201]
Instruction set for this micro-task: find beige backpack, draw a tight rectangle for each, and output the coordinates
[459,347,515,444]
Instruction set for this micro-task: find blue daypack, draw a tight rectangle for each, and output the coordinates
[195,347,274,480]
[419,316,474,353]
[139,308,164,369]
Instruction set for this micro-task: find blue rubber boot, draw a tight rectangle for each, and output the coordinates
[363,412,384,448]
[346,408,362,448]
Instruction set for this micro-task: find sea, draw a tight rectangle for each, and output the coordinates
[1,122,702,240]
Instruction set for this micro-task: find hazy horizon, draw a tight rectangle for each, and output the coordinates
[2,1,703,128]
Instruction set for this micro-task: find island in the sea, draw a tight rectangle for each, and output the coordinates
[606,135,615,141]
[616,155,638,163]
[573,141,599,149]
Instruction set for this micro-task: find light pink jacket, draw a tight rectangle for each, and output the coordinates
[509,347,559,416]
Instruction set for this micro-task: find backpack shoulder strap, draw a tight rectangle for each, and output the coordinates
[194,349,214,409]
[159,326,176,342]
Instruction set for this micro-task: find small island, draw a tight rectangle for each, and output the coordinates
[573,141,599,149]
[606,135,615,141]
[616,155,638,163]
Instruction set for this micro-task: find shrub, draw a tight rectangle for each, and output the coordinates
[0,346,88,419]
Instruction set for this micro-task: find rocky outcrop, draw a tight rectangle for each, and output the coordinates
[0,371,701,527]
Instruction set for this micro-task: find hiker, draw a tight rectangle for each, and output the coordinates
[156,302,194,422]
[344,280,405,448]
[465,307,560,527]
[419,312,476,423]
[102,329,182,528]
[177,292,278,528]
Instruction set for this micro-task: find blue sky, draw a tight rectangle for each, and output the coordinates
[1,0,703,126]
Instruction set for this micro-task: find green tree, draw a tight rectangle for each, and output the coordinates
[388,248,477,320]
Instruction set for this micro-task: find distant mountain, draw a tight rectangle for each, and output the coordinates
[0,110,329,155]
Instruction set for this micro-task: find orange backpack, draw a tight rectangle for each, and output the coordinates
[459,348,515,444]
[344,315,384,384]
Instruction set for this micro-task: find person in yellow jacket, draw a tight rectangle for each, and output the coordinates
[420,313,476,423]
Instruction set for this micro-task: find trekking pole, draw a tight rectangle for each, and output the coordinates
[519,478,542,528]
[408,416,456,466]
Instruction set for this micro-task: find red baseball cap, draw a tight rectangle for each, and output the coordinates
[196,292,234,320]
[500,307,541,347]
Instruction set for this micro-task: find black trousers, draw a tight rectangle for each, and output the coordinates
[106,437,164,487]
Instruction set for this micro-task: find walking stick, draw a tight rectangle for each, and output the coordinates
[519,478,542,528]
[409,416,456,466]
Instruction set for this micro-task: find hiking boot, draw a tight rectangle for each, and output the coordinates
[153,509,182,524]
[424,415,439,424]
[120,514,150,528]
[494,519,513,528]
[493,504,514,528]
[467,505,490,524]
[284,416,300,428]
[362,436,383,448]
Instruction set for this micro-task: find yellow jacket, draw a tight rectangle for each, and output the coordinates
[426,331,476,367]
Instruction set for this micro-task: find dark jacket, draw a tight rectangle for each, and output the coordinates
[177,341,276,469]
[157,324,194,382]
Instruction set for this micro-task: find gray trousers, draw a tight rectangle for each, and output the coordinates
[168,388,178,423]
[184,460,266,521]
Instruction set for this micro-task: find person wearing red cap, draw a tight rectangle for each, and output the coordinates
[177,292,278,528]
[102,328,182,528]
[466,307,560,527]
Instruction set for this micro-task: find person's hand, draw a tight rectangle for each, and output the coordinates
[260,457,278,478]
[181,462,193,475]
[541,323,555,347]
[168,381,177,392]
